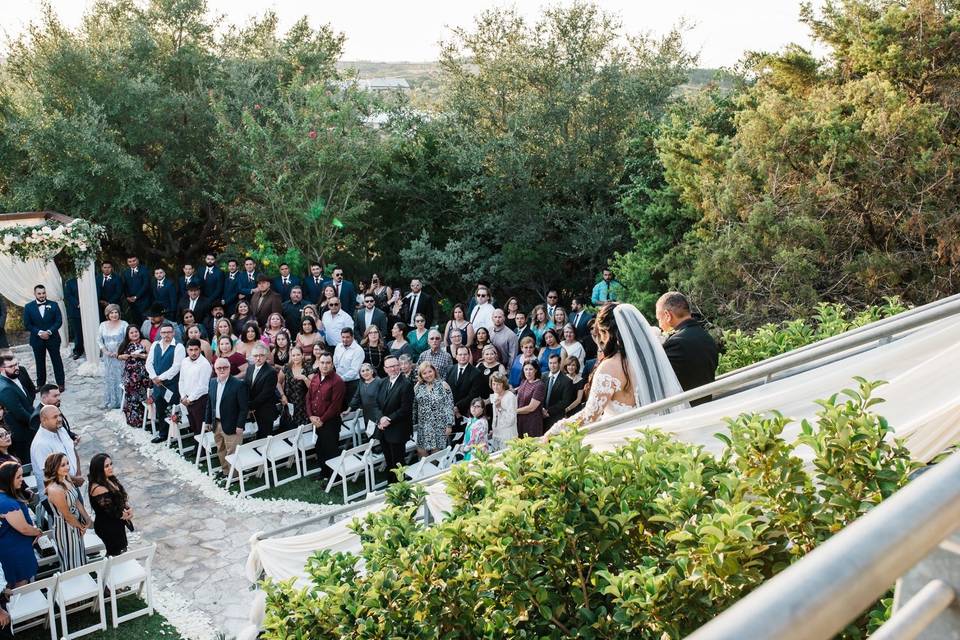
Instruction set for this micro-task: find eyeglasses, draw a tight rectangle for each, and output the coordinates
[214,365,230,370]
[365,299,375,304]
[415,318,425,323]
[477,293,488,298]
[429,337,441,341]
[329,303,340,307]
[547,295,558,300]
[0,431,10,438]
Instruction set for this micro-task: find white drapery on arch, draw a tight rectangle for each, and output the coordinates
[0,212,101,372]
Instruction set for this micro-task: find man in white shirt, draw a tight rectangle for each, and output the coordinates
[30,405,82,499]
[146,323,186,443]
[178,338,212,436]
[334,327,364,406]
[469,287,495,331]
[321,297,353,347]
[489,308,519,366]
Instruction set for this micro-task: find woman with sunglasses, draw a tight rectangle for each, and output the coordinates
[407,314,430,359]
[0,417,19,466]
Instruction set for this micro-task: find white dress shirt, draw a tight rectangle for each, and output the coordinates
[214,379,227,419]
[31,426,77,498]
[321,310,353,346]
[334,341,364,382]
[178,355,212,401]
[470,302,495,331]
[146,341,186,381]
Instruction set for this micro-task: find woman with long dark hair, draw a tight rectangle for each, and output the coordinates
[231,300,255,335]
[118,324,151,428]
[0,461,42,586]
[88,453,133,556]
[45,452,90,571]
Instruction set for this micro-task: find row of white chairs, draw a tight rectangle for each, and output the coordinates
[8,544,156,640]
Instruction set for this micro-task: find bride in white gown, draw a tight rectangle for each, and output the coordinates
[545,302,685,436]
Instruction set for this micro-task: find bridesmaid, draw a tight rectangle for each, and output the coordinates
[97,304,128,409]
[88,453,132,557]
[118,325,151,428]
[45,453,90,571]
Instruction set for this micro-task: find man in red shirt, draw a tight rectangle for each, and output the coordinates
[307,352,345,482]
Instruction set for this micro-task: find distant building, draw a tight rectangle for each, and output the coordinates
[359,77,410,92]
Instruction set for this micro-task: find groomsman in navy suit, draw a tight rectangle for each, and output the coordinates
[272,263,301,303]
[178,262,202,302]
[200,253,224,306]
[323,267,357,312]
[96,261,123,320]
[63,277,84,359]
[152,267,178,315]
[123,254,151,325]
[302,262,325,304]
[22,284,66,389]
[237,257,260,304]
[221,258,241,313]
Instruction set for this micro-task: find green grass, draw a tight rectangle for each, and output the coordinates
[13,596,185,639]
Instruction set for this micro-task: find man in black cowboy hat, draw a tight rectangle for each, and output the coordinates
[140,302,182,344]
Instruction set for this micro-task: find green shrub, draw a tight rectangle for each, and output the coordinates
[717,298,909,375]
[261,378,915,639]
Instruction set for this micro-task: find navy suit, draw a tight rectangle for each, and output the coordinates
[272,275,301,302]
[222,271,241,313]
[23,299,65,387]
[96,273,123,319]
[204,376,249,435]
[0,374,36,461]
[323,279,357,311]
[302,275,326,304]
[201,266,225,305]
[237,270,259,302]
[63,278,84,356]
[177,275,202,301]
[152,279,178,315]
[122,266,152,324]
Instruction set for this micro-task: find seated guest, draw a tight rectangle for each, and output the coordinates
[0,461,43,587]
[246,344,279,439]
[145,323,184,443]
[303,263,326,304]
[307,353,345,480]
[250,276,283,328]
[443,304,474,347]
[355,294,388,337]
[361,325,389,377]
[0,356,35,462]
[119,325,151,428]
[178,262,201,302]
[204,358,249,475]
[388,322,413,360]
[0,420,19,465]
[178,339,212,436]
[177,283,210,325]
[488,372,518,451]
[231,300,254,336]
[541,354,575,432]
[470,327,492,365]
[295,316,324,353]
[656,292,720,405]
[321,297,353,348]
[510,337,540,388]
[282,286,307,335]
[216,335,248,378]
[334,328,364,406]
[272,263,301,303]
[271,331,292,370]
[87,453,133,556]
[151,267,178,318]
[185,324,213,361]
[417,330,454,380]
[236,322,262,362]
[141,302,182,344]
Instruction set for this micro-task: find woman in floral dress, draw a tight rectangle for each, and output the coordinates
[118,325,151,428]
[413,361,455,457]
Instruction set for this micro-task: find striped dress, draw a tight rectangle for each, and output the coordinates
[52,483,87,571]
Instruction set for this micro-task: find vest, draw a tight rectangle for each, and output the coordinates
[151,342,180,398]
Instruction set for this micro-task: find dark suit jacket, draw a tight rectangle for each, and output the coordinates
[122,267,152,312]
[29,404,76,441]
[204,377,249,435]
[96,273,123,309]
[237,271,260,300]
[63,279,81,320]
[569,310,593,340]
[445,364,487,419]
[177,275,202,301]
[272,275,302,302]
[0,374,35,458]
[282,301,306,335]
[302,275,326,304]
[200,266,224,304]
[221,271,242,310]
[354,307,388,337]
[249,290,283,327]
[177,296,211,324]
[245,364,279,416]
[515,326,535,344]
[543,372,575,427]
[662,318,720,405]
[23,301,62,347]
[373,375,414,444]
[323,280,357,311]
[401,291,435,328]
[152,279,178,315]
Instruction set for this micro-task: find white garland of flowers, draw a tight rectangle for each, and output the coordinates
[0,218,104,265]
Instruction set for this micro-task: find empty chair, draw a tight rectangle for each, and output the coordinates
[54,557,108,639]
[7,575,58,640]
[324,440,375,503]
[82,529,106,559]
[225,437,270,496]
[193,427,219,476]
[165,404,196,456]
[294,426,321,476]
[104,544,156,627]
[404,447,453,482]
[141,401,156,435]
[262,427,302,487]
[338,411,364,448]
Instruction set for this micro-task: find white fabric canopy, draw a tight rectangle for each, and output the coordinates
[245,314,960,586]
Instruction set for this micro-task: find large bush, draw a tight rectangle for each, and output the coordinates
[261,378,914,639]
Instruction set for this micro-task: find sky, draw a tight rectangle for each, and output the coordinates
[1,0,826,67]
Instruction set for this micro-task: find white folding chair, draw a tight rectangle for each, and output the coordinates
[295,424,321,476]
[225,437,270,496]
[7,574,58,640]
[141,401,156,435]
[193,426,219,475]
[83,530,106,559]
[242,419,259,440]
[324,440,375,503]
[262,426,302,487]
[165,404,196,456]
[104,544,156,628]
[338,410,364,448]
[404,447,451,482]
[54,557,108,639]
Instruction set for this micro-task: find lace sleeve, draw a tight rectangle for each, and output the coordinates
[545,373,622,438]
[91,490,126,520]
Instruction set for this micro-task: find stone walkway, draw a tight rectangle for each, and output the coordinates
[16,347,326,639]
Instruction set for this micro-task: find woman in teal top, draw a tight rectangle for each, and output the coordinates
[537,328,567,372]
[407,313,430,359]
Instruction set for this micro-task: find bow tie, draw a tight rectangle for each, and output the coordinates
[103,275,111,281]
[229,274,235,279]
[132,268,138,274]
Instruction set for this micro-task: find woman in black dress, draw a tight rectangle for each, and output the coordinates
[361,326,389,377]
[87,453,132,557]
[349,363,384,436]
[279,346,310,427]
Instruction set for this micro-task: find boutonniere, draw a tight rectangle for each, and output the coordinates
[44,304,51,310]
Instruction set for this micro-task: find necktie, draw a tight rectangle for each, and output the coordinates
[336,283,341,297]
[547,374,556,402]
[249,273,254,282]
[102,276,107,287]
[157,281,162,289]
[132,268,137,274]
[315,277,320,284]
[190,299,196,311]
[283,277,289,285]
[458,367,464,383]
[605,285,610,301]
[574,312,581,327]
[205,267,212,278]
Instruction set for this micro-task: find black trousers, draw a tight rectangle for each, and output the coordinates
[313,418,342,479]
[31,339,65,387]
[382,439,407,484]
[67,315,84,355]
[253,405,278,439]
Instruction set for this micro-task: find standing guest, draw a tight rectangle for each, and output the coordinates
[367,274,392,312]
[200,253,225,308]
[0,420,18,465]
[278,347,310,427]
[361,326,389,377]
[306,353,345,480]
[238,257,260,304]
[179,310,207,342]
[250,276,283,328]
[514,310,535,345]
[246,344,279,439]
[477,345,507,390]
[348,363,383,432]
[302,302,319,325]
[413,361,454,457]
[0,296,8,357]
[324,268,357,311]
[466,280,495,316]
[272,263,301,303]
[355,280,368,309]
[178,262,201,302]
[185,324,213,362]
[0,461,42,587]
[552,306,568,331]
[387,322,413,360]
[96,261,123,320]
[461,398,489,461]
[45,452,90,571]
[23,284,65,390]
[334,328,364,406]
[211,319,235,354]
[503,297,521,330]
[87,453,132,556]
[221,258,242,313]
[398,354,417,385]
[374,356,414,483]
[354,294,388,337]
[468,288,495,332]
[510,337,540,388]
[538,328,567,373]
[401,278,434,328]
[656,291,720,405]
[563,357,586,416]
[471,327,493,365]
[489,373,518,452]
[97,304,128,409]
[140,303,181,344]
[151,267,178,317]
[122,255,151,326]
[321,298,353,348]
[591,268,624,305]
[262,313,287,346]
[203,304,227,342]
[446,346,486,435]
[177,283,210,325]
[118,325,151,428]
[231,300,255,336]
[489,309,518,367]
[545,290,560,320]
[236,322,262,362]
[0,355,37,462]
[443,303,475,348]
[303,263,326,304]
[30,385,78,446]
[542,354,575,432]
[515,362,546,438]
[282,286,307,335]
[569,296,593,341]
[178,339,212,436]
[295,316,324,354]
[64,276,84,360]
[446,329,466,362]
[418,330,454,380]
[318,285,338,316]
[271,331,292,369]
[530,305,550,346]
[560,323,585,369]
[145,323,185,444]
[204,358,249,475]
[407,315,430,359]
